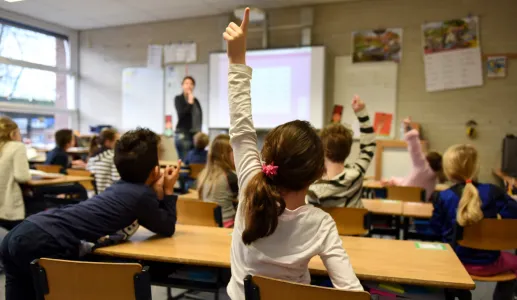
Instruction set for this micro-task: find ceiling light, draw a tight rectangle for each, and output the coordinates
[4,0,25,3]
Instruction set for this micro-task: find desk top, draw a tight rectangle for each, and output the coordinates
[95,225,474,290]
[27,175,93,186]
[402,202,433,218]
[362,199,402,215]
[363,181,449,192]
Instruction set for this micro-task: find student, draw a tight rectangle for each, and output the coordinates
[430,144,517,300]
[381,117,443,201]
[0,117,31,231]
[306,96,376,208]
[86,128,120,193]
[45,129,85,173]
[0,128,180,300]
[197,134,237,228]
[223,10,363,300]
[184,132,209,166]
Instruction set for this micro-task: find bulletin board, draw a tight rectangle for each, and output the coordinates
[333,56,398,139]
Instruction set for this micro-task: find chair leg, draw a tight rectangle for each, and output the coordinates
[444,289,472,300]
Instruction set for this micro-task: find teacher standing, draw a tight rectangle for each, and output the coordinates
[174,76,202,160]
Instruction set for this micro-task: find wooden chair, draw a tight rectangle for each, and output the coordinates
[455,219,517,282]
[189,163,206,180]
[386,186,424,202]
[244,275,370,300]
[35,164,61,174]
[322,207,370,236]
[66,169,98,194]
[31,258,151,300]
[177,199,222,227]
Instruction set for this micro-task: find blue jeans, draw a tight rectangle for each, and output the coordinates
[175,132,193,161]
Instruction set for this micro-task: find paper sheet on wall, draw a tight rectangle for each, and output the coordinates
[147,45,163,68]
[422,16,483,92]
[164,43,197,64]
[334,56,398,139]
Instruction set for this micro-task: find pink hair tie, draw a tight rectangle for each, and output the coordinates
[262,162,278,178]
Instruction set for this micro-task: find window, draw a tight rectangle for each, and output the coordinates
[0,19,76,144]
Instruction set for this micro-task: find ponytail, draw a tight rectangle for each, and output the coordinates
[242,172,286,245]
[456,182,483,226]
[88,135,100,158]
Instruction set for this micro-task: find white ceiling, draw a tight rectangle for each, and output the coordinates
[0,0,351,30]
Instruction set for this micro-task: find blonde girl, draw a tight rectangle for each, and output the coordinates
[197,134,238,228]
[0,117,31,230]
[430,144,517,300]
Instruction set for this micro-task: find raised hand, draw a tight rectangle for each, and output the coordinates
[223,7,249,65]
[351,95,365,113]
[153,173,165,200]
[403,116,412,127]
[186,90,194,104]
[163,160,182,196]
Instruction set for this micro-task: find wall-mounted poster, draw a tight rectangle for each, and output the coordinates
[422,16,483,92]
[487,56,507,78]
[331,105,344,124]
[373,112,393,137]
[352,28,403,63]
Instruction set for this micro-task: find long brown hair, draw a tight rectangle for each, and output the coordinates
[242,120,325,245]
[0,117,19,152]
[89,128,118,157]
[198,134,234,197]
[443,144,483,226]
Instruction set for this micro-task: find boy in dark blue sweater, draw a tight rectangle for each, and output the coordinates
[1,128,180,300]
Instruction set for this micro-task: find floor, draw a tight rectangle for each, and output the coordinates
[0,273,499,300]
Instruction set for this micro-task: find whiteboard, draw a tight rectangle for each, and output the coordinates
[334,56,398,138]
[165,64,208,133]
[122,68,164,134]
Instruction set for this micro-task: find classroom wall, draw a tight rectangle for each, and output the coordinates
[79,0,517,183]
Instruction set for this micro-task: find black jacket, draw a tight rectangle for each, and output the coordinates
[175,94,202,132]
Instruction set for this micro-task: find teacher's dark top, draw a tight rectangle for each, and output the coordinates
[174,94,202,133]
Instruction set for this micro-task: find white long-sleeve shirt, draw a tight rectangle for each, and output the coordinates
[226,64,363,300]
[0,141,31,220]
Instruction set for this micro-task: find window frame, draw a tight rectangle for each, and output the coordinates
[0,10,79,128]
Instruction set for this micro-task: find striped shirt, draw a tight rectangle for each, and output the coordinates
[86,149,120,193]
[307,109,376,208]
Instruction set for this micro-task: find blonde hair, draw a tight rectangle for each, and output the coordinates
[0,117,19,151]
[193,132,209,150]
[443,144,483,226]
[197,134,234,198]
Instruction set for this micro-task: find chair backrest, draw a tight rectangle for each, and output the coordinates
[455,219,517,251]
[66,169,97,193]
[244,275,370,300]
[189,163,206,180]
[322,207,370,236]
[31,258,151,300]
[386,186,424,202]
[176,199,222,227]
[35,164,61,174]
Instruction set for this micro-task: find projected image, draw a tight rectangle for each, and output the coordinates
[209,47,324,129]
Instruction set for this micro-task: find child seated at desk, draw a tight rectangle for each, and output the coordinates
[381,117,444,201]
[184,132,208,165]
[306,96,376,208]
[197,134,237,228]
[0,117,31,231]
[45,129,85,172]
[430,144,517,300]
[223,10,363,300]
[86,128,120,193]
[1,128,180,300]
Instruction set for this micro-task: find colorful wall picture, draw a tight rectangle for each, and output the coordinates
[164,115,173,137]
[352,28,403,63]
[331,105,344,124]
[487,56,507,78]
[373,112,393,136]
[422,16,479,54]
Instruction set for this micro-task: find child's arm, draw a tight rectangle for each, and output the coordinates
[403,117,427,169]
[493,185,517,218]
[13,143,31,183]
[136,165,180,237]
[350,96,376,174]
[319,218,363,291]
[430,194,446,235]
[224,9,262,189]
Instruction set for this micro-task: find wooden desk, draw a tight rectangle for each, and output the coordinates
[66,147,89,155]
[95,225,474,290]
[159,160,178,167]
[362,199,402,215]
[403,202,433,218]
[363,181,449,192]
[27,175,93,187]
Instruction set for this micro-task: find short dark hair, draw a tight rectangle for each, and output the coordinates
[55,129,73,149]
[426,151,443,173]
[182,76,196,86]
[114,128,160,183]
[320,123,353,163]
[193,132,209,149]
